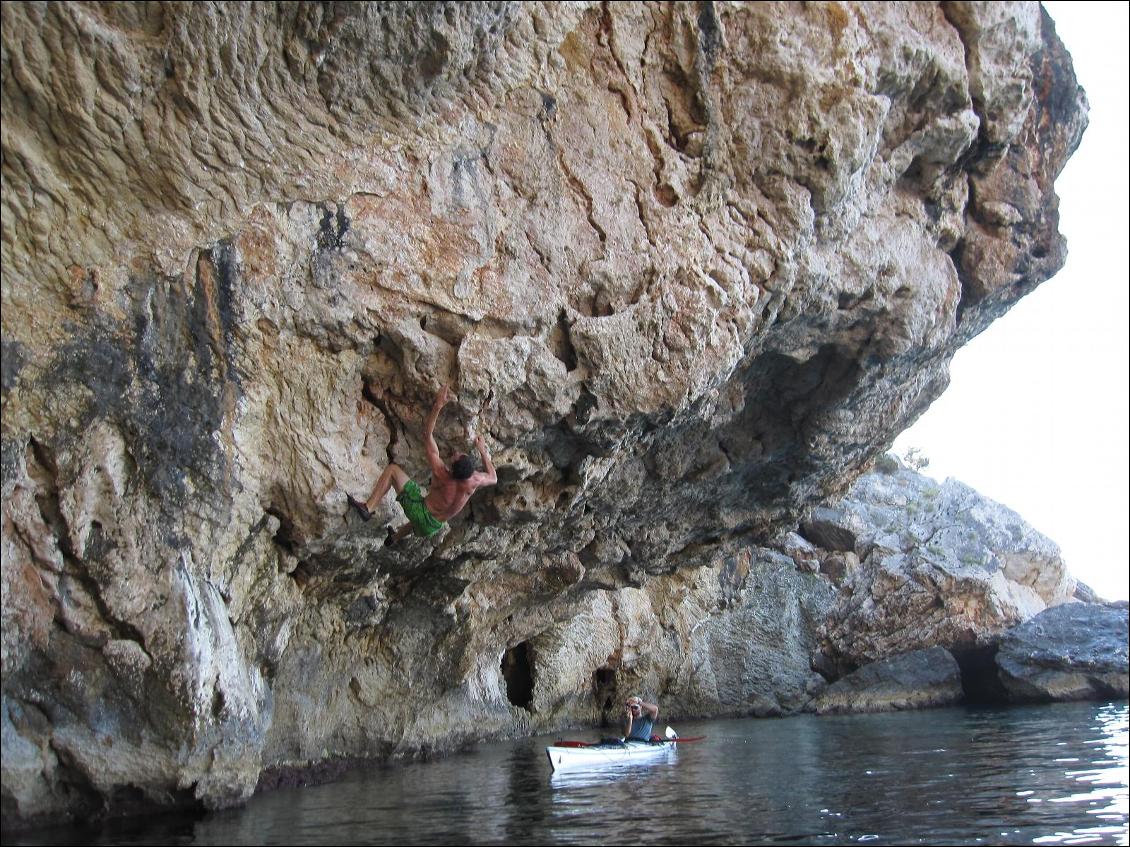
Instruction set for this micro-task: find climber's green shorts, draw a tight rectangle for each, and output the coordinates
[397,480,445,538]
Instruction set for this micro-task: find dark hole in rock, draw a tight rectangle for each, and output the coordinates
[593,666,617,712]
[900,156,925,186]
[540,91,557,120]
[105,783,204,822]
[265,506,301,555]
[361,379,382,408]
[572,388,598,426]
[501,642,535,710]
[375,333,404,367]
[592,289,615,317]
[551,310,579,372]
[288,560,313,590]
[84,519,116,562]
[655,184,678,207]
[810,651,841,682]
[952,644,1009,705]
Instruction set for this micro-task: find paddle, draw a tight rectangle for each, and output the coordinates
[551,736,706,748]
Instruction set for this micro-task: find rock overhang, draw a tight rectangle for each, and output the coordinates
[1,0,1088,829]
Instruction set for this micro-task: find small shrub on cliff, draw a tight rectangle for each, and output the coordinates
[874,453,901,474]
[901,447,931,472]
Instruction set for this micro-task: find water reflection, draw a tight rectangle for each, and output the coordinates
[8,702,1128,846]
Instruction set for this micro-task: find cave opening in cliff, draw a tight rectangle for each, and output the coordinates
[501,642,535,710]
[592,667,617,712]
[952,645,1010,704]
[265,505,301,556]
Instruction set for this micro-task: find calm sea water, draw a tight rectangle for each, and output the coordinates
[14,702,1128,846]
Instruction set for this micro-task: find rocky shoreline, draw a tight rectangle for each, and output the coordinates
[8,455,1126,834]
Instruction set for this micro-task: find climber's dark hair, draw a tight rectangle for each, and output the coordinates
[451,455,475,480]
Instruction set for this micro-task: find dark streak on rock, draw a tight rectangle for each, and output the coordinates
[2,338,26,396]
[26,438,149,652]
[316,203,351,251]
[697,1,722,67]
[230,514,273,568]
[39,255,242,521]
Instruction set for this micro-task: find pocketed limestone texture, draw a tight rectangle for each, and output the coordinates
[1,1,1086,828]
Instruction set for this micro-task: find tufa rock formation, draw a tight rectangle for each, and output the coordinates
[2,1,1088,829]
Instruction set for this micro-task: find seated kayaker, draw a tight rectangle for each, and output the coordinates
[623,695,659,741]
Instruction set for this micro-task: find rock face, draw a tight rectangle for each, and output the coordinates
[995,603,1130,702]
[811,646,964,714]
[1,1,1086,829]
[813,458,1077,671]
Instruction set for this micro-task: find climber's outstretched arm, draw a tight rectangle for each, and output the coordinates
[472,434,497,488]
[424,384,449,478]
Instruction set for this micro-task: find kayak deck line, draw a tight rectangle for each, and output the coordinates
[551,735,707,748]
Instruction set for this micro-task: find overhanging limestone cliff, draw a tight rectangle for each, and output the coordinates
[1,1,1086,828]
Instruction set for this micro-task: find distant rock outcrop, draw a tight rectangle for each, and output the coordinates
[2,1,1087,829]
[813,458,1077,672]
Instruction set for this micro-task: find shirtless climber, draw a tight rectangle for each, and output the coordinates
[348,385,497,544]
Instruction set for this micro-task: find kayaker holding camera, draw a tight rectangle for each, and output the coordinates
[623,696,660,741]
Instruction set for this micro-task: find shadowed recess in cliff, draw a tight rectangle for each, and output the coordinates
[636,343,865,526]
[593,666,618,714]
[502,642,536,711]
[951,645,1011,705]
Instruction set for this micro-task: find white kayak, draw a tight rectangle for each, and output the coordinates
[546,727,678,772]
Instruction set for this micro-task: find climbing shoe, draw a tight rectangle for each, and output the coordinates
[347,495,373,522]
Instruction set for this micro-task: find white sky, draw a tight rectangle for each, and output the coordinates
[893,1,1130,601]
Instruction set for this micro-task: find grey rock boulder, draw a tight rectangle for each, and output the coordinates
[995,602,1129,702]
[810,646,963,714]
[818,459,1076,667]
